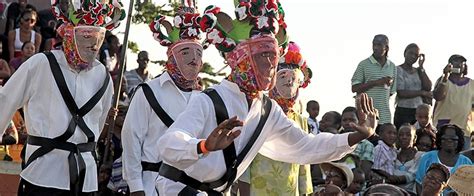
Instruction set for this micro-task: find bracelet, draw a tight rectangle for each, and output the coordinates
[200,140,209,154]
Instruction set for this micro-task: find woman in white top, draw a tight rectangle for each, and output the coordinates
[7,9,41,60]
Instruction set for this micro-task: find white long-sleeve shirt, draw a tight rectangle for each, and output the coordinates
[157,80,356,195]
[0,50,113,192]
[121,72,199,194]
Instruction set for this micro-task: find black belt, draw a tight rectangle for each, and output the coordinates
[141,161,162,172]
[26,135,96,193]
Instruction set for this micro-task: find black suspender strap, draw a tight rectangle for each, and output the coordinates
[138,83,174,127]
[159,89,272,194]
[23,52,109,195]
[203,88,237,175]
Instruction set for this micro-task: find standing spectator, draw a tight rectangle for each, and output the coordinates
[100,34,122,79]
[414,104,436,135]
[8,41,34,74]
[7,9,41,60]
[372,123,398,176]
[415,124,473,195]
[433,54,474,150]
[340,106,375,181]
[306,100,320,134]
[420,163,450,196]
[4,0,36,36]
[124,51,153,95]
[351,34,397,127]
[394,43,432,129]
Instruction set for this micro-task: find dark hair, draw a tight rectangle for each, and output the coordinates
[20,9,37,20]
[404,43,419,54]
[21,41,33,50]
[306,100,319,107]
[327,111,342,129]
[415,129,436,150]
[342,106,357,115]
[436,124,465,153]
[426,163,450,182]
[379,123,396,134]
[352,168,364,176]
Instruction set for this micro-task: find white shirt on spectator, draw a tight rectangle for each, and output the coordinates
[0,50,113,192]
[121,72,199,195]
[157,79,356,195]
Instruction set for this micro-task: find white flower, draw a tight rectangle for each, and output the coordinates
[174,16,182,27]
[208,29,224,44]
[256,16,269,29]
[235,6,247,20]
[187,28,198,37]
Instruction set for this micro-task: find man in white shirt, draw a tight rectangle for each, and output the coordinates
[156,2,377,195]
[121,5,204,196]
[0,1,124,195]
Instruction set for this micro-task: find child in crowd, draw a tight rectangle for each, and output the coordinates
[414,104,436,135]
[372,123,398,176]
[319,111,342,134]
[307,100,320,134]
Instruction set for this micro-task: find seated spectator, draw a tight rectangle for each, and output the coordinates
[414,103,436,135]
[346,168,365,196]
[389,124,423,193]
[372,123,398,176]
[415,130,436,152]
[420,163,450,196]
[0,59,10,85]
[7,9,41,60]
[4,0,36,36]
[319,111,341,134]
[9,40,35,73]
[313,183,344,196]
[415,124,473,195]
[364,183,410,196]
[320,162,354,192]
[447,165,474,195]
[306,100,320,134]
[340,106,374,180]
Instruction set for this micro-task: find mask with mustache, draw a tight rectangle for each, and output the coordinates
[166,40,203,90]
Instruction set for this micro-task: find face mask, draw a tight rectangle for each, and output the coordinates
[249,38,279,91]
[74,26,106,64]
[274,68,302,99]
[62,24,105,70]
[170,42,203,80]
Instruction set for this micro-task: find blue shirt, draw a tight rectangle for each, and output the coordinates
[415,150,472,195]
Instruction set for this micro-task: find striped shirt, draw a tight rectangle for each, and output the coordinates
[124,69,153,95]
[351,56,397,124]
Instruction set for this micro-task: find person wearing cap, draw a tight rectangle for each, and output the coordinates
[156,1,377,195]
[447,165,474,195]
[319,162,354,192]
[433,54,474,150]
[121,4,204,196]
[238,41,314,196]
[351,34,397,129]
[0,0,125,195]
[420,163,450,196]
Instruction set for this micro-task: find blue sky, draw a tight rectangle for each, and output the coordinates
[118,0,474,118]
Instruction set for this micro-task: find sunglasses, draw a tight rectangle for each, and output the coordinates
[22,18,36,23]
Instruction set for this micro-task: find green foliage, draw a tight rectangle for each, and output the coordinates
[132,1,179,24]
[127,41,140,53]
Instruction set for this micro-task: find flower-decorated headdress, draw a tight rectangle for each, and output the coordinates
[148,1,204,91]
[51,0,126,30]
[270,41,312,113]
[199,0,289,99]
